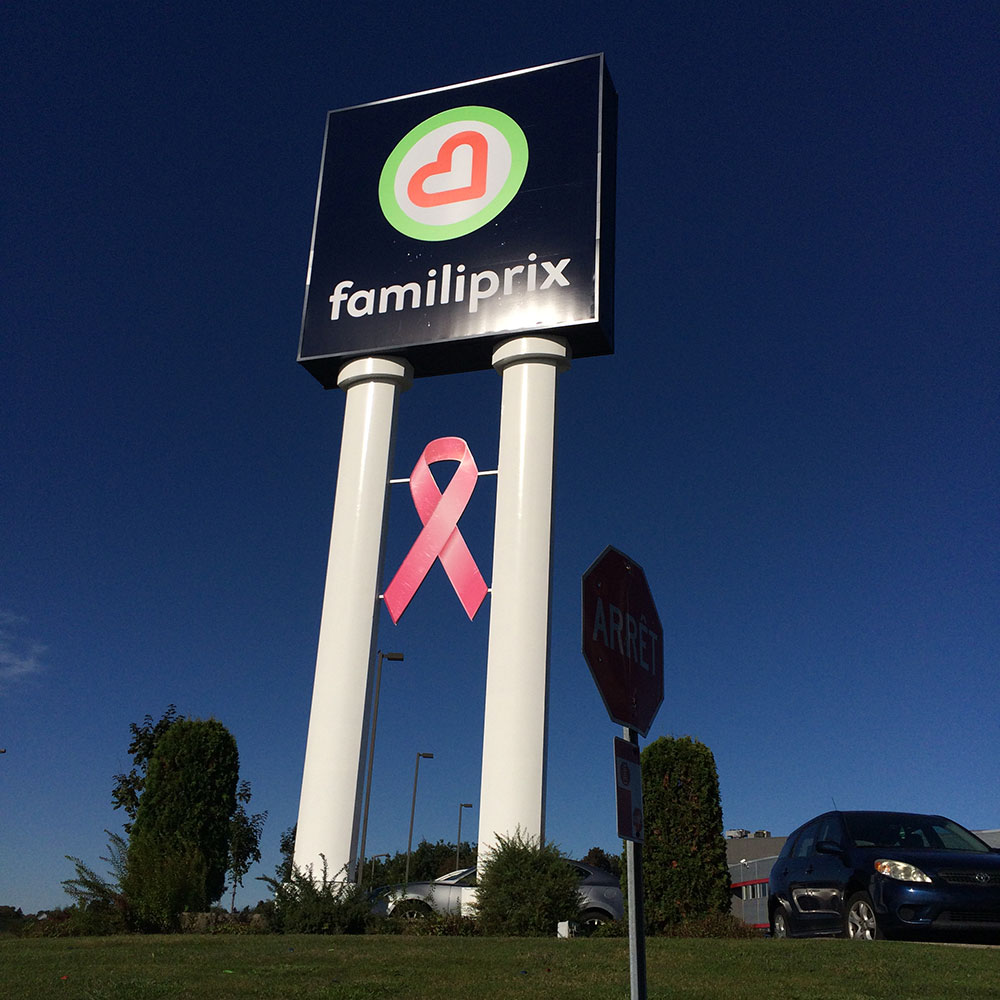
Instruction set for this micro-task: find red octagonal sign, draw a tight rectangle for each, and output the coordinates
[582,546,663,737]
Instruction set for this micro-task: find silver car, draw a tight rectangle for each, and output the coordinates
[371,860,624,931]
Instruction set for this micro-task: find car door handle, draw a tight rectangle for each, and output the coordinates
[804,866,814,874]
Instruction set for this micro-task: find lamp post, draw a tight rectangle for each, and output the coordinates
[456,803,473,869]
[404,752,434,890]
[370,852,390,884]
[357,650,403,884]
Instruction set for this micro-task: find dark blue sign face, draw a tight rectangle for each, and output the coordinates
[298,55,617,385]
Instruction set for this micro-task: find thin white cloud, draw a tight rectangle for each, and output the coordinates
[0,614,46,690]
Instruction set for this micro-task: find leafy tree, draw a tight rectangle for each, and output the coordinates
[227,781,267,911]
[111,705,183,833]
[640,735,731,931]
[274,824,297,883]
[581,845,622,880]
[110,706,266,922]
[123,718,239,928]
[365,839,477,888]
[473,829,581,936]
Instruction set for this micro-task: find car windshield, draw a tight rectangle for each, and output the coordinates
[843,812,991,853]
[434,868,477,885]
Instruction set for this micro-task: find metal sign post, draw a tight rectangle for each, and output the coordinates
[620,727,647,1000]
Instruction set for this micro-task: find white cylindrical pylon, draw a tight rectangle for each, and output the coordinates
[477,335,570,867]
[294,355,412,881]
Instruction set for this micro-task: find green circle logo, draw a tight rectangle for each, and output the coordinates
[379,106,529,242]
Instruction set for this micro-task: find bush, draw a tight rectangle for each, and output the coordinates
[259,857,372,934]
[178,910,269,934]
[62,830,133,929]
[125,843,210,932]
[640,736,731,931]
[0,906,33,937]
[25,904,130,938]
[589,919,627,937]
[473,830,582,936]
[381,911,480,937]
[660,912,758,939]
[582,912,752,939]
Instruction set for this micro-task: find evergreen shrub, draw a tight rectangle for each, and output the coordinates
[260,858,372,934]
[640,735,732,932]
[473,829,581,936]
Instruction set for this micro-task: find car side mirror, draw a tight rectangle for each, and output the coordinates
[816,840,843,856]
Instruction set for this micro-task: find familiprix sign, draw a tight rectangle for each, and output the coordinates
[298,55,617,385]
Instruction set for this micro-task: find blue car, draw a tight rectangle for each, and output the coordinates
[768,810,1000,941]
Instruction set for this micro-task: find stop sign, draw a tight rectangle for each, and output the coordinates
[582,546,663,736]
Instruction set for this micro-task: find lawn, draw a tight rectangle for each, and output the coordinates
[2,934,997,1000]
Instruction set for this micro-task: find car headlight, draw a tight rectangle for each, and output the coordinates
[874,859,932,882]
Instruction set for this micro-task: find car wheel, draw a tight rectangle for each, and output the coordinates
[844,892,883,940]
[771,907,790,939]
[577,909,610,936]
[394,900,432,920]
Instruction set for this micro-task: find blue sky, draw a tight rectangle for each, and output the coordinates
[3,2,997,913]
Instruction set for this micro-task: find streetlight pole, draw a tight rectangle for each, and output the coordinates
[456,803,473,869]
[404,752,434,891]
[358,650,404,885]
[370,853,390,885]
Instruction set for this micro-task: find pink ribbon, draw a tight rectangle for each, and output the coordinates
[383,437,488,623]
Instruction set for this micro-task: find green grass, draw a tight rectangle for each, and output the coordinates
[2,935,997,1000]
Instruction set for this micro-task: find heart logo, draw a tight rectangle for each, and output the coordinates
[407,131,489,208]
[380,106,528,241]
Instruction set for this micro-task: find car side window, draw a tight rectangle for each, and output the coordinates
[816,814,845,848]
[792,821,820,859]
[776,833,797,860]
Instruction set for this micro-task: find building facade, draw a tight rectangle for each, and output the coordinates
[726,831,785,930]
